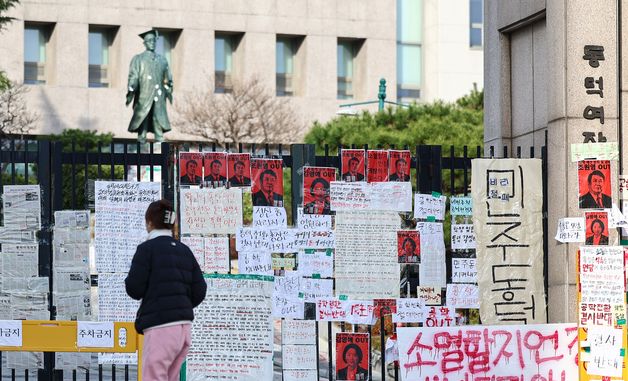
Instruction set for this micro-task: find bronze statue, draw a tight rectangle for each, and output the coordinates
[126,29,173,143]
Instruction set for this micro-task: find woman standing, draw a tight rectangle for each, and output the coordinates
[125,199,207,380]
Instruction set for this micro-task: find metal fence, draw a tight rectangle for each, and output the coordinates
[0,136,548,381]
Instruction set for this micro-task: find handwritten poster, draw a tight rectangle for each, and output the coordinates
[282,320,316,345]
[472,159,547,324]
[586,325,624,377]
[417,286,442,306]
[451,258,477,283]
[180,188,243,234]
[97,273,140,322]
[398,324,578,381]
[273,275,303,319]
[95,181,161,272]
[571,142,619,162]
[446,283,479,308]
[182,236,230,274]
[450,196,473,216]
[417,222,446,288]
[300,278,333,302]
[252,206,287,229]
[555,217,586,243]
[296,208,332,231]
[187,274,274,381]
[580,246,624,305]
[330,182,412,212]
[297,249,333,278]
[450,223,476,250]
[413,193,447,220]
[334,210,401,299]
[392,299,425,323]
[238,251,273,276]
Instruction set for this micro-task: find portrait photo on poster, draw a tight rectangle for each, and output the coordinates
[578,160,612,209]
[227,153,252,187]
[251,159,284,207]
[336,333,369,381]
[397,230,420,264]
[179,152,203,186]
[203,152,227,187]
[341,149,366,182]
[388,150,411,182]
[367,150,389,183]
[585,211,609,246]
[303,166,336,215]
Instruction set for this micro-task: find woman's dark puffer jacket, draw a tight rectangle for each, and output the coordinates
[125,236,207,334]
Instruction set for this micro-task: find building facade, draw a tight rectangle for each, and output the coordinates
[0,0,483,140]
[484,0,625,322]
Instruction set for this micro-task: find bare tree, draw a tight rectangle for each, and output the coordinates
[173,77,305,145]
[0,83,38,136]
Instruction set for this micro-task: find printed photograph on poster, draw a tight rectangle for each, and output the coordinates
[303,166,336,215]
[585,211,609,246]
[367,150,389,183]
[336,333,369,381]
[341,149,366,182]
[388,150,411,182]
[203,152,227,187]
[578,160,612,209]
[397,230,420,263]
[251,159,284,207]
[179,152,203,186]
[227,153,252,187]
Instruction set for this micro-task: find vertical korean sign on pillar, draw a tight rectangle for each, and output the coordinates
[472,159,546,324]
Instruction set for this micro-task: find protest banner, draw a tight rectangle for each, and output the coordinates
[202,152,227,187]
[341,149,366,182]
[336,333,369,381]
[187,274,274,381]
[578,159,612,209]
[388,150,411,182]
[94,181,160,272]
[397,230,420,264]
[367,150,389,183]
[251,158,284,207]
[334,210,401,299]
[303,166,336,215]
[398,324,578,381]
[180,188,243,235]
[227,153,252,187]
[472,158,546,324]
[179,152,203,186]
[555,217,586,243]
[584,211,609,246]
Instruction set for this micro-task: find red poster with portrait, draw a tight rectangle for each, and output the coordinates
[341,149,366,182]
[585,211,609,246]
[397,230,420,263]
[303,166,336,215]
[227,153,252,187]
[336,333,369,381]
[251,158,284,207]
[179,152,203,186]
[389,150,411,182]
[367,150,389,183]
[203,152,227,187]
[578,160,612,209]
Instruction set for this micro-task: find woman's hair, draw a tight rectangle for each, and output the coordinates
[310,177,330,195]
[590,218,605,233]
[342,343,363,363]
[402,237,417,252]
[145,199,175,230]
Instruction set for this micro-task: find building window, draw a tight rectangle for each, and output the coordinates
[276,36,302,96]
[24,24,50,85]
[88,26,115,88]
[215,33,241,93]
[470,0,483,48]
[337,40,358,100]
[155,30,179,67]
[396,0,422,100]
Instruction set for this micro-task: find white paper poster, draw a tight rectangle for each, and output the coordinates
[330,181,412,212]
[97,273,140,322]
[451,258,477,283]
[252,206,287,229]
[472,159,547,324]
[180,188,243,234]
[392,298,425,323]
[187,274,274,381]
[446,283,479,308]
[3,185,41,230]
[95,181,161,272]
[238,251,273,276]
[297,249,333,278]
[417,222,446,288]
[334,210,401,299]
[555,217,586,243]
[450,223,476,250]
[580,246,625,304]
[77,322,114,348]
[414,193,447,220]
[282,320,316,345]
[0,320,22,346]
[398,324,578,381]
[296,208,333,231]
[450,196,473,216]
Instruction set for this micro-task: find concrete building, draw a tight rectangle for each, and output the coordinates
[0,0,483,140]
[484,0,624,322]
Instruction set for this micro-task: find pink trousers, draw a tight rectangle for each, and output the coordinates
[142,324,191,381]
